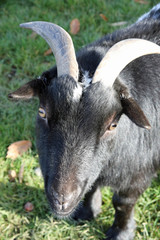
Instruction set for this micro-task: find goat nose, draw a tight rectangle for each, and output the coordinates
[53,190,74,211]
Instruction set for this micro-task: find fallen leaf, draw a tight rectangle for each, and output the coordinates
[24,202,34,212]
[7,140,32,160]
[44,48,52,56]
[8,170,17,181]
[134,0,148,4]
[100,13,108,21]
[109,21,127,27]
[70,18,80,35]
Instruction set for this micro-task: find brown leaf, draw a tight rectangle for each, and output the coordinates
[134,0,148,4]
[100,13,108,22]
[7,140,32,160]
[24,202,34,212]
[44,48,52,56]
[70,18,80,35]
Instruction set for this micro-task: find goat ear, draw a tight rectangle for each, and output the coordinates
[121,97,151,130]
[8,79,45,100]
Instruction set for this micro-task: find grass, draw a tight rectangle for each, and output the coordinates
[0,0,160,239]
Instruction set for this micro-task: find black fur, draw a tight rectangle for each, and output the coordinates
[9,5,160,240]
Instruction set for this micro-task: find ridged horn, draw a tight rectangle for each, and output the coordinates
[92,38,160,87]
[20,21,79,81]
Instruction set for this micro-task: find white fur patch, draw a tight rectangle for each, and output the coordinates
[82,71,92,88]
[72,83,82,101]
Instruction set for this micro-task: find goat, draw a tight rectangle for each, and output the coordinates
[9,4,160,240]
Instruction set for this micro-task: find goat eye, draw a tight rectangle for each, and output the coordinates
[38,107,46,118]
[108,122,117,131]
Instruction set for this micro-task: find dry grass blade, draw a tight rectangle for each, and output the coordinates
[109,21,127,27]
[44,48,52,56]
[100,13,108,21]
[19,163,25,183]
[29,31,37,39]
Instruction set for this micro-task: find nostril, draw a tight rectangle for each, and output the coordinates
[62,201,69,210]
[52,190,74,211]
[55,199,64,211]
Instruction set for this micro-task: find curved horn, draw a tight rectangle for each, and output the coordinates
[92,38,160,87]
[20,21,79,81]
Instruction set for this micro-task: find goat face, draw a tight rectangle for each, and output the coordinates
[35,75,122,217]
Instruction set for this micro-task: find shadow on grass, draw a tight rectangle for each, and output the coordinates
[0,181,49,219]
[0,181,109,239]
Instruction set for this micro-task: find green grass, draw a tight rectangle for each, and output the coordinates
[0,0,160,239]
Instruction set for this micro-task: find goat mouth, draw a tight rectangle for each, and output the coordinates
[54,208,76,218]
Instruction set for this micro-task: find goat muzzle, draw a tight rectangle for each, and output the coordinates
[47,181,82,217]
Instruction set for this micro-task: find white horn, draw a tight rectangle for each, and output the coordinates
[20,21,79,81]
[92,38,160,87]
